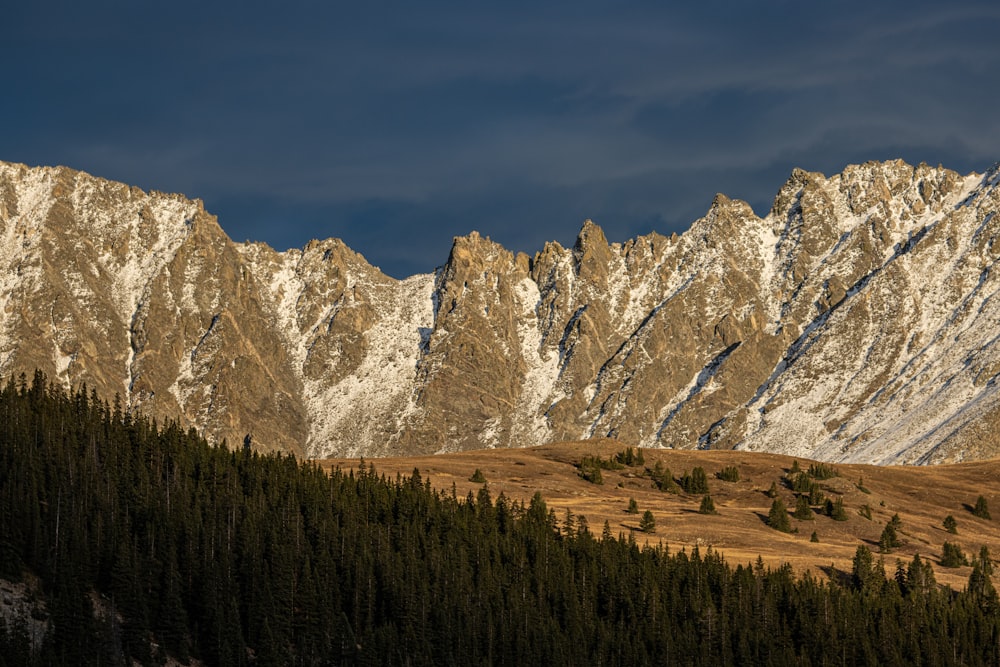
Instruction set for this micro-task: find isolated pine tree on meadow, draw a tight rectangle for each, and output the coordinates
[973,495,991,520]
[639,510,656,534]
[768,498,792,533]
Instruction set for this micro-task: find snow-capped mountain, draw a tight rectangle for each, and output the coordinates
[1,159,998,463]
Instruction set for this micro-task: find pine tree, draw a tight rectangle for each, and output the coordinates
[563,509,576,535]
[698,495,717,515]
[626,497,639,514]
[941,541,968,568]
[944,515,958,534]
[968,547,999,611]
[980,545,994,576]
[650,461,679,493]
[904,553,936,596]
[851,545,885,594]
[716,466,740,482]
[793,495,813,520]
[469,468,486,483]
[807,462,838,480]
[639,510,656,534]
[825,497,848,521]
[768,499,792,533]
[879,523,901,553]
[680,467,709,494]
[973,495,992,520]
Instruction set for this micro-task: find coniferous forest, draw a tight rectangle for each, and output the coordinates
[2,372,1000,665]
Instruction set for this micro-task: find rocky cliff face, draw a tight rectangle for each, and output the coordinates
[1,159,998,463]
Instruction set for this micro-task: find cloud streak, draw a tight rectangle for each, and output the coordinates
[3,1,998,277]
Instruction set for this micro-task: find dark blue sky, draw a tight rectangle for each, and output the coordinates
[5,2,998,277]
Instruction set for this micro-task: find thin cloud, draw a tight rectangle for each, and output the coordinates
[3,1,998,279]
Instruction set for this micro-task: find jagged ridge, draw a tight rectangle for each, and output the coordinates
[1,158,997,463]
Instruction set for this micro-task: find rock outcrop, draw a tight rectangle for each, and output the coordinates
[1,158,998,463]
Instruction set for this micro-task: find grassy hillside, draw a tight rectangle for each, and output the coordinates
[321,440,1000,589]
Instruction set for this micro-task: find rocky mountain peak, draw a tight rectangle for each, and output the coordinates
[1,158,999,464]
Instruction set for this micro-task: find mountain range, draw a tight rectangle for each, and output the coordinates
[1,158,998,464]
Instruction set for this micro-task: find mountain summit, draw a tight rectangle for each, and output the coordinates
[1,159,998,463]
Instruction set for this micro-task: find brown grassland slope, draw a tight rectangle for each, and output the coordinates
[319,440,1000,589]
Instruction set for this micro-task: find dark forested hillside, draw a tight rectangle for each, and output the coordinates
[2,372,1000,665]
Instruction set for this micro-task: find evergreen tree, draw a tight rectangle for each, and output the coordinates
[879,523,901,553]
[973,495,992,520]
[639,510,656,534]
[7,372,1000,665]
[716,466,740,482]
[469,468,486,483]
[578,459,603,484]
[807,462,838,480]
[968,547,999,611]
[904,553,937,596]
[680,467,709,494]
[768,499,792,533]
[793,495,813,520]
[941,541,968,568]
[601,520,613,541]
[563,509,576,535]
[851,545,885,594]
[698,495,717,515]
[626,497,639,514]
[980,545,994,576]
[650,461,679,493]
[943,514,958,534]
[825,497,848,521]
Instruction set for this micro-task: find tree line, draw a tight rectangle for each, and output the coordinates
[1,371,1000,665]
